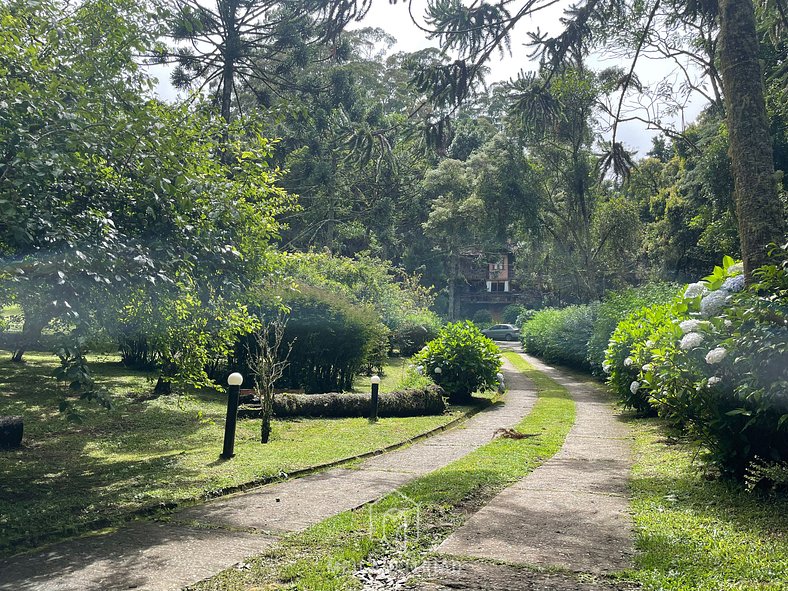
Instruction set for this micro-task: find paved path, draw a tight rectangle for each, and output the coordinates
[420,352,634,587]
[0,359,537,591]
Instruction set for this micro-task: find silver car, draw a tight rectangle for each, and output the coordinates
[481,324,520,341]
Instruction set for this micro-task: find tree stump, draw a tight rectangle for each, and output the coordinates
[0,416,23,449]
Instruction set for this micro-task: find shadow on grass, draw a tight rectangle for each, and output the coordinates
[0,355,221,556]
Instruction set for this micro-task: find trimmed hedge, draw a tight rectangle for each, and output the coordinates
[521,305,596,370]
[239,385,448,418]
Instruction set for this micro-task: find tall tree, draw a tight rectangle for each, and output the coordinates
[159,0,371,125]
[404,0,787,278]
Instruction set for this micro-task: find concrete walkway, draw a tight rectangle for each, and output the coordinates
[0,359,537,591]
[418,352,634,589]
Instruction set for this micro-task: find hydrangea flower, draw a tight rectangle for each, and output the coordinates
[415,365,424,375]
[727,262,744,275]
[624,357,633,367]
[721,275,745,293]
[705,347,727,365]
[679,319,704,334]
[684,282,709,299]
[630,381,640,395]
[700,290,730,318]
[642,363,653,372]
[707,376,722,387]
[645,340,655,348]
[680,332,704,350]
[602,361,612,374]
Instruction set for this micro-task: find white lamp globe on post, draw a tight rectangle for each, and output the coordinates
[369,375,381,422]
[221,372,244,459]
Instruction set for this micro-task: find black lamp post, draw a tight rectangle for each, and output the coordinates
[369,374,381,422]
[221,372,243,459]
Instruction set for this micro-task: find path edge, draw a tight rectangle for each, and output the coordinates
[2,395,501,559]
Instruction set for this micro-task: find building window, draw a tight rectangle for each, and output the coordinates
[489,281,506,292]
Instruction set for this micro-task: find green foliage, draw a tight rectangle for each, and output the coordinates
[413,321,501,403]
[471,309,493,327]
[605,253,788,476]
[501,304,526,325]
[521,305,596,370]
[391,312,442,357]
[270,385,447,418]
[243,286,388,394]
[0,0,293,400]
[281,252,440,356]
[604,301,685,414]
[588,283,679,374]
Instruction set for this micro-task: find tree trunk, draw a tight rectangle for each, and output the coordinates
[447,252,458,321]
[718,0,785,278]
[11,314,50,362]
[153,377,172,396]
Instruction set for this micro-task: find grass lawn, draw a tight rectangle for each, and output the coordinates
[626,418,788,590]
[191,351,576,590]
[0,350,464,556]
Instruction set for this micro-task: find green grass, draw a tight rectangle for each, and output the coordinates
[0,350,464,556]
[626,418,788,590]
[191,351,576,590]
[352,357,419,393]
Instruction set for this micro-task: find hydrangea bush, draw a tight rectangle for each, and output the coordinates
[604,253,788,477]
[413,321,502,404]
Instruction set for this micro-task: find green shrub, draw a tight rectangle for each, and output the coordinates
[471,309,493,327]
[241,286,388,394]
[604,253,788,477]
[253,385,448,418]
[413,321,501,404]
[604,300,685,414]
[391,311,442,356]
[521,305,596,369]
[587,283,679,374]
[501,304,526,325]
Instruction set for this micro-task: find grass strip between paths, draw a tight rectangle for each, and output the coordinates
[191,352,576,591]
[625,418,788,591]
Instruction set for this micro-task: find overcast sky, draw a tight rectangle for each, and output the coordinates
[151,0,709,155]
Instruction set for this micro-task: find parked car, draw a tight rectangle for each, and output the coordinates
[481,324,520,341]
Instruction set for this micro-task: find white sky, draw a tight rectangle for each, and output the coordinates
[151,0,709,155]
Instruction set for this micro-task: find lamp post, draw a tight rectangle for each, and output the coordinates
[221,372,243,459]
[434,366,442,377]
[369,375,381,422]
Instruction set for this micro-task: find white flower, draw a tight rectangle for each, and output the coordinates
[724,319,733,328]
[684,282,709,299]
[415,365,424,375]
[680,332,705,350]
[705,347,728,365]
[645,340,655,348]
[700,290,730,318]
[602,361,612,374]
[727,262,744,275]
[721,275,745,293]
[707,376,722,387]
[679,319,704,334]
[630,381,641,395]
[624,357,633,367]
[642,363,653,372]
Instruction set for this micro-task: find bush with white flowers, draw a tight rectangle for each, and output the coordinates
[605,252,788,477]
